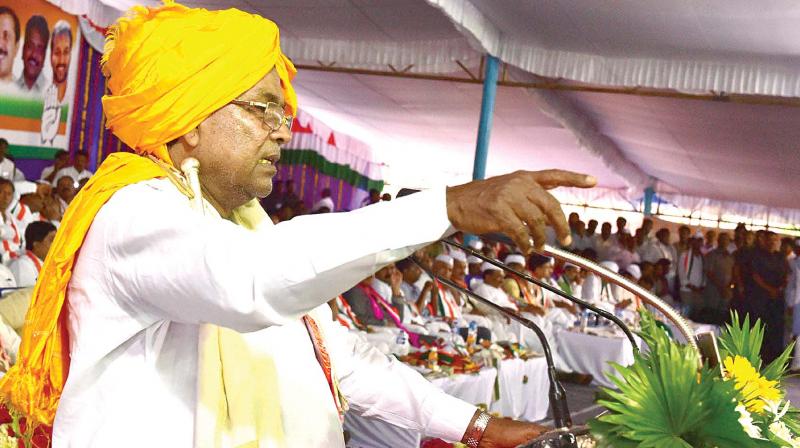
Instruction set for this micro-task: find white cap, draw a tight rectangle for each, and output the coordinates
[563,262,579,271]
[504,254,526,266]
[450,250,467,263]
[311,197,335,212]
[468,256,482,265]
[468,239,484,250]
[626,264,642,280]
[693,230,704,239]
[600,260,619,273]
[481,262,503,273]
[434,254,454,267]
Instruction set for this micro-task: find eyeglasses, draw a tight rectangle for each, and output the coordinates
[229,100,293,134]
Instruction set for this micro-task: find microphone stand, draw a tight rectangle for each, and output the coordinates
[444,239,639,352]
[410,258,574,433]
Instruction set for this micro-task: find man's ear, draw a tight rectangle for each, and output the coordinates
[181,128,200,150]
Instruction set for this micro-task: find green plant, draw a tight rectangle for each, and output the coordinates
[589,311,762,447]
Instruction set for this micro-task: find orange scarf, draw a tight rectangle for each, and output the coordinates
[0,0,298,429]
[0,153,165,424]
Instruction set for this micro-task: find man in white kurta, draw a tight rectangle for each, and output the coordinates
[8,221,55,288]
[53,178,476,446]
[1,3,596,447]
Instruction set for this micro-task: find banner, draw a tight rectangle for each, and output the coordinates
[0,0,80,178]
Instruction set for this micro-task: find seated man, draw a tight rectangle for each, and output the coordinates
[417,254,462,321]
[397,257,425,303]
[329,295,366,331]
[344,267,406,327]
[9,221,56,287]
[501,253,541,311]
[51,151,93,187]
[465,252,484,289]
[557,263,583,299]
[450,249,468,289]
[530,255,578,326]
[0,179,22,264]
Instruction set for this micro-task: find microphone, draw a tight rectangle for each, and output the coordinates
[410,258,574,432]
[444,238,639,352]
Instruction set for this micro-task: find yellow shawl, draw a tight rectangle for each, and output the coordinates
[0,2,296,446]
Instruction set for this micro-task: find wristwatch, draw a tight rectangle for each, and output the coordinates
[464,411,491,448]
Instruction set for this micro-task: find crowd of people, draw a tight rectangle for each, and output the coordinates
[261,181,391,223]
[0,138,93,289]
[560,213,799,364]
[323,201,800,370]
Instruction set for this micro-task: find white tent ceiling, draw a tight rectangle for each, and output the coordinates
[48,0,800,226]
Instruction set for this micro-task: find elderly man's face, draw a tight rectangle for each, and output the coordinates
[23,29,46,85]
[483,269,504,287]
[432,260,452,278]
[51,32,71,84]
[0,14,17,80]
[56,176,76,203]
[187,70,291,210]
[452,260,466,277]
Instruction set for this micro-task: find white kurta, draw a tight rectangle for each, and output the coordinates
[8,252,40,288]
[52,166,93,185]
[52,178,475,447]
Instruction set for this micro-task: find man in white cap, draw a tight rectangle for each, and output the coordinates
[678,231,706,319]
[556,263,582,299]
[466,255,484,290]
[501,253,538,309]
[417,254,462,320]
[474,262,516,311]
[311,187,335,213]
[471,262,521,342]
[450,250,468,289]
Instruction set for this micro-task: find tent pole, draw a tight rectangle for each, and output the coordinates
[472,55,500,181]
[643,186,655,216]
[464,55,499,247]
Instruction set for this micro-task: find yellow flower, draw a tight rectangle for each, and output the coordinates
[723,356,781,414]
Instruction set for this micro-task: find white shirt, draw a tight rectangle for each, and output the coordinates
[53,166,93,185]
[40,165,57,182]
[0,159,25,182]
[473,282,518,311]
[9,251,42,288]
[6,202,36,250]
[419,281,463,320]
[640,240,676,265]
[787,257,800,307]
[52,178,474,447]
[15,73,48,93]
[312,196,335,212]
[594,236,616,261]
[677,249,705,292]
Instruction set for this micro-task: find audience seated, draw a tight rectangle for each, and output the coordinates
[52,151,93,187]
[9,221,56,287]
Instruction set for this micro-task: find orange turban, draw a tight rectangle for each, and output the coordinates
[0,0,297,427]
[102,0,297,161]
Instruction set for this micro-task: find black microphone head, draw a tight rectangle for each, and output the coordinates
[516,425,592,448]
